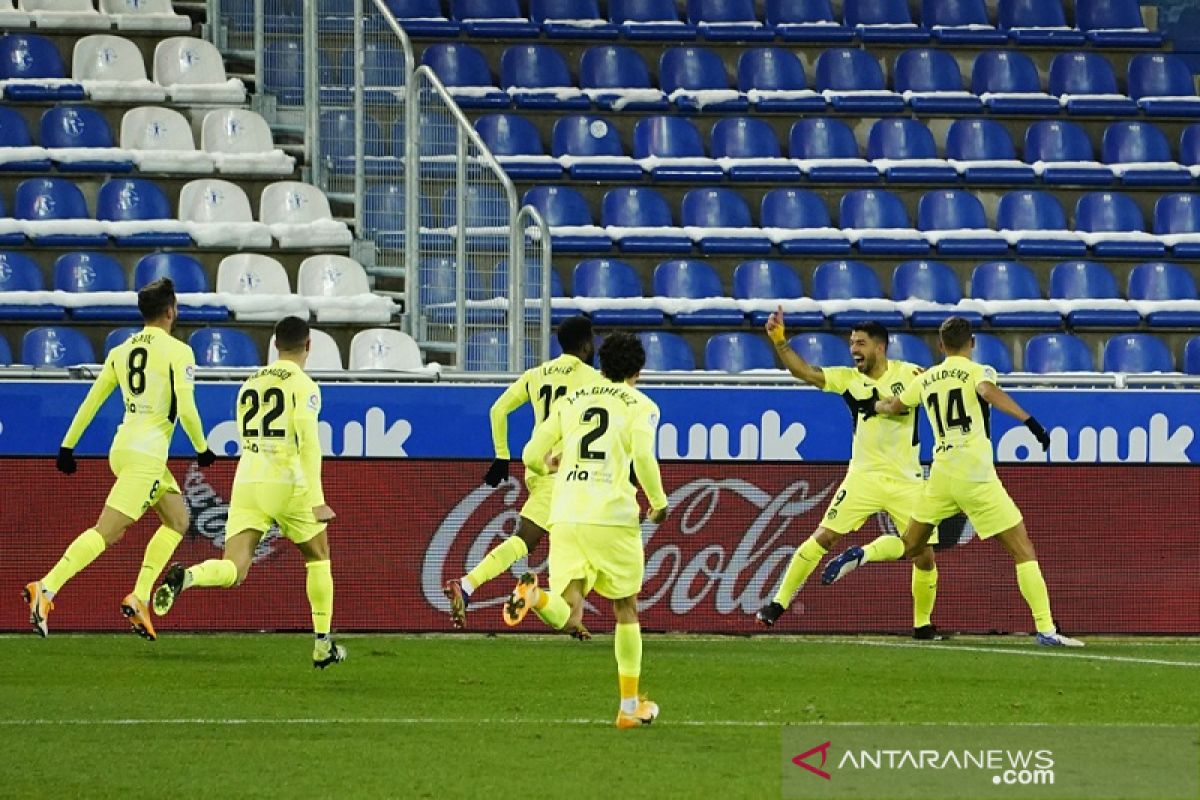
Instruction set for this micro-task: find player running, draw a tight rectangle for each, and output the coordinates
[503,332,669,729]
[822,316,1083,648]
[24,278,214,640]
[443,316,598,629]
[755,311,944,639]
[153,316,346,668]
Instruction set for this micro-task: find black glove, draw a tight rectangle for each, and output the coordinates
[56,446,76,475]
[1024,417,1050,452]
[857,389,880,420]
[196,449,217,467]
[484,458,509,487]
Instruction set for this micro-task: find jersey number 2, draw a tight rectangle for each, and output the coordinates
[241,388,286,438]
[579,407,609,460]
[926,388,972,436]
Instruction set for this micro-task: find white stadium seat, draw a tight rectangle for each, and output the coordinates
[349,329,424,371]
[178,178,271,248]
[0,0,32,28]
[259,182,352,248]
[216,253,292,295]
[120,106,213,173]
[100,0,190,32]
[201,109,294,175]
[269,328,345,371]
[298,255,394,323]
[20,0,107,29]
[153,37,246,103]
[73,35,168,102]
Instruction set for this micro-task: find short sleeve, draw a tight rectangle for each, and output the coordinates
[635,399,660,435]
[899,375,922,407]
[978,363,998,385]
[297,379,321,420]
[821,367,854,394]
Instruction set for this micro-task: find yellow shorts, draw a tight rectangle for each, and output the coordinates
[226,481,326,545]
[548,521,643,600]
[105,449,180,520]
[520,472,553,531]
[821,473,938,544]
[911,468,1022,539]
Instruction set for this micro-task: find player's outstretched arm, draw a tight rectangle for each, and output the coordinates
[874,396,908,416]
[173,352,214,464]
[486,376,529,484]
[58,358,119,473]
[765,306,825,388]
[977,381,1050,451]
[521,405,563,477]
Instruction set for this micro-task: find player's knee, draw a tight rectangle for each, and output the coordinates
[612,596,638,623]
[813,528,840,549]
[912,548,935,570]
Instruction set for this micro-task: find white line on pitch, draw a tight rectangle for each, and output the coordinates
[817,638,1200,668]
[0,718,1190,729]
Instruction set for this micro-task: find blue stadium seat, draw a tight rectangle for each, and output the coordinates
[1049,260,1140,327]
[572,258,664,325]
[812,259,905,327]
[653,259,743,325]
[532,0,619,38]
[632,115,721,181]
[1183,337,1200,375]
[579,45,667,111]
[843,0,928,43]
[1024,333,1095,373]
[1102,121,1190,186]
[0,108,50,172]
[761,188,850,255]
[788,118,877,183]
[1048,53,1138,116]
[764,0,853,42]
[1128,261,1200,326]
[788,332,853,367]
[1076,0,1163,47]
[1153,193,1200,258]
[637,331,695,370]
[523,185,610,253]
[22,326,96,367]
[733,259,822,326]
[363,183,429,251]
[262,40,305,105]
[14,177,107,247]
[358,41,408,101]
[945,119,1034,184]
[996,190,1085,256]
[500,45,589,109]
[840,190,928,255]
[466,329,537,371]
[891,259,977,328]
[0,334,10,366]
[1024,120,1113,185]
[0,193,24,247]
[687,0,774,41]
[136,252,228,322]
[736,48,825,112]
[96,179,191,248]
[1179,125,1200,170]
[383,0,459,36]
[1075,192,1165,258]
[0,34,84,101]
[419,44,509,108]
[892,49,983,113]
[474,114,562,180]
[319,110,390,177]
[417,255,455,312]
[997,0,1085,45]
[601,187,690,253]
[1128,55,1200,117]
[451,0,539,35]
[1104,334,1173,372]
[609,0,697,40]
[971,261,1060,327]
[41,105,125,159]
[494,258,572,322]
[814,49,904,112]
[442,183,508,229]
[681,187,770,254]
[972,51,1060,114]
[866,119,957,182]
[551,115,640,180]
[973,332,1013,373]
[711,117,800,182]
[659,46,747,111]
[922,0,1006,44]
[705,332,774,372]
[104,326,141,355]
[189,328,260,367]
[888,333,933,367]
[917,190,1007,256]
[54,251,138,321]
[0,251,64,320]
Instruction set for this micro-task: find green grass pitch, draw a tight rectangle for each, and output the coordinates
[2,633,1197,798]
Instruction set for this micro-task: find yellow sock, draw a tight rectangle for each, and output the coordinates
[464,536,528,593]
[615,622,642,712]
[532,586,571,629]
[911,565,937,628]
[773,536,827,608]
[43,528,106,596]
[1015,560,1055,635]
[306,560,334,636]
[188,559,238,588]
[862,535,905,563]
[133,526,183,604]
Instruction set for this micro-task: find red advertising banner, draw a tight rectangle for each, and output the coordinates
[1,459,1197,634]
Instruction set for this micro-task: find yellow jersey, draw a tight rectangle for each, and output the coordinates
[899,355,997,482]
[62,326,207,459]
[490,354,600,459]
[823,359,923,481]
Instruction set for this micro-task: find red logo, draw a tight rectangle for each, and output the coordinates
[792,741,832,780]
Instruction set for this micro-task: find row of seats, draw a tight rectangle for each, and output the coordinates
[0,33,244,103]
[0,105,293,175]
[387,0,1162,47]
[3,325,424,371]
[0,0,188,32]
[0,177,351,249]
[419,44,1200,116]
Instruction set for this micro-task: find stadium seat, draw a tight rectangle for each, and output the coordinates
[99,0,190,32]
[363,183,413,251]
[22,326,96,367]
[0,34,84,101]
[659,46,747,112]
[813,49,904,112]
[551,115,641,180]
[764,0,853,42]
[922,0,1006,44]
[681,187,770,254]
[760,188,851,255]
[866,119,956,182]
[653,259,742,325]
[202,109,295,175]
[1076,0,1163,47]
[891,259,976,328]
[733,259,821,326]
[54,251,137,320]
[153,37,245,104]
[531,0,618,38]
[736,48,824,113]
[1075,192,1164,257]
[632,116,721,181]
[1183,337,1200,375]
[997,0,1086,45]
[637,331,695,370]
[100,178,190,249]
[349,328,422,370]
[1023,120,1113,185]
[705,332,775,372]
[492,257,572,322]
[474,114,562,180]
[1128,261,1200,326]
[888,333,933,367]
[73,34,166,103]
[415,255,465,315]
[917,190,1007,256]
[452,0,539,36]
[356,40,407,103]
[1102,121,1190,186]
[0,192,22,246]
[121,106,213,174]
[317,109,388,177]
[261,39,304,105]
[1128,54,1200,117]
[260,182,352,248]
[441,183,509,233]
[788,332,853,367]
[1104,333,1173,372]
[135,251,227,322]
[892,49,982,113]
[609,0,697,40]
[944,119,1032,183]
[216,253,291,295]
[500,45,589,109]
[839,190,928,255]
[269,328,343,371]
[1179,125,1200,173]
[464,329,527,371]
[298,253,369,297]
[14,177,107,247]
[973,332,1013,373]
[996,190,1086,257]
[419,44,509,108]
[1048,53,1138,116]
[1024,333,1095,372]
[971,261,1061,327]
[573,258,664,325]
[522,185,610,253]
[40,106,133,173]
[0,251,64,319]
[843,0,928,42]
[972,51,1060,114]
[601,187,690,253]
[687,0,773,41]
[382,0,459,36]
[104,326,140,355]
[811,259,905,327]
[1049,260,1140,327]
[1153,193,1200,258]
[788,118,877,183]
[189,328,260,368]
[0,107,50,172]
[0,0,29,28]
[710,117,800,182]
[579,45,668,111]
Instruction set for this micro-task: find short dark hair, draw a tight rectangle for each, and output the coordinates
[274,316,310,352]
[939,316,973,350]
[850,321,888,344]
[556,316,593,355]
[598,331,645,382]
[137,278,176,321]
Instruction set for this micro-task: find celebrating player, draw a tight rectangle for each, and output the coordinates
[153,316,346,667]
[24,278,215,640]
[822,316,1083,647]
[755,311,944,639]
[504,332,669,728]
[442,316,598,629]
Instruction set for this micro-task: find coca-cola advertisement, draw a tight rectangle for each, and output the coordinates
[1,459,1197,634]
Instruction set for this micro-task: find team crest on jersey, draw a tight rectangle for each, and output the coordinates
[184,364,196,383]
[307,392,320,412]
[890,382,904,396]
[647,411,659,427]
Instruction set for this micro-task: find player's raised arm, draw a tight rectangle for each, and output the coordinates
[521,402,563,477]
[632,405,669,522]
[57,356,120,474]
[173,348,215,466]
[977,379,1051,452]
[486,375,530,485]
[765,307,825,388]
